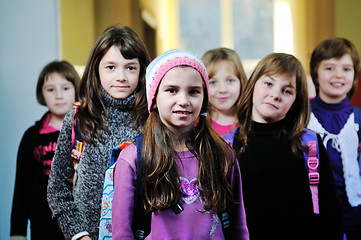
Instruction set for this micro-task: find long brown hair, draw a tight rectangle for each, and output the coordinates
[142,80,234,213]
[237,53,309,156]
[76,26,150,144]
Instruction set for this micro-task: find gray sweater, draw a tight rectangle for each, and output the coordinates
[47,89,140,240]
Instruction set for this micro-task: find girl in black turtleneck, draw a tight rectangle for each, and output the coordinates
[233,53,343,240]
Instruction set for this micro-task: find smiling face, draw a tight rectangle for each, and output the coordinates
[155,66,204,135]
[42,72,76,118]
[252,73,296,123]
[99,45,140,99]
[317,54,354,103]
[208,61,241,118]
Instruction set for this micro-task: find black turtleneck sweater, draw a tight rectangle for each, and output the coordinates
[235,120,342,240]
[47,89,141,240]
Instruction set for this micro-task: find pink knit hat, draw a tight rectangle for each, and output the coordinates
[146,49,209,112]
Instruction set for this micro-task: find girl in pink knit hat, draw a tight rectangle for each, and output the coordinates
[112,49,249,240]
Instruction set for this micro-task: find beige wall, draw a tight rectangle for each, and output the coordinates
[60,0,361,69]
[60,0,96,66]
[290,0,335,74]
[140,0,179,55]
[335,0,361,53]
[335,0,361,107]
[60,0,140,66]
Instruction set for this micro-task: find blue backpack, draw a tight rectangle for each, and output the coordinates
[99,135,145,239]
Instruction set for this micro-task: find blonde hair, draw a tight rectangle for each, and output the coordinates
[202,47,247,116]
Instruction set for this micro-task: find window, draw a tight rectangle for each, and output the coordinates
[179,0,293,76]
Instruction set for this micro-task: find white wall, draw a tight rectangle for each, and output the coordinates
[0,0,59,238]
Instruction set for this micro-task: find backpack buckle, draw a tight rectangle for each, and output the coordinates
[307,157,319,170]
[309,172,319,184]
[71,149,82,160]
[134,229,146,240]
[71,140,84,160]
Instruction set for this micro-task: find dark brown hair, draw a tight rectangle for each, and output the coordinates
[142,71,234,213]
[202,47,247,118]
[76,26,150,144]
[36,60,80,105]
[238,53,309,156]
[310,38,360,99]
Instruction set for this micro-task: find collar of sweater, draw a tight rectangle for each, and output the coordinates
[251,120,284,136]
[312,95,351,112]
[101,86,136,112]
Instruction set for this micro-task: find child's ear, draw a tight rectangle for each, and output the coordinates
[152,102,157,110]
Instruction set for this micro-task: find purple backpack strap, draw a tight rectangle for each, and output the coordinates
[302,128,320,214]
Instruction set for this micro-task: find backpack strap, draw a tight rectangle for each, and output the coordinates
[99,141,133,239]
[110,141,133,167]
[131,135,186,239]
[217,166,234,240]
[218,210,231,239]
[70,105,85,187]
[132,135,152,240]
[302,129,320,214]
[352,105,361,162]
[352,105,361,145]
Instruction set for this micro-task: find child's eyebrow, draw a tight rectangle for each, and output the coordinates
[189,85,203,89]
[342,64,354,67]
[268,75,296,88]
[101,60,116,65]
[286,84,296,89]
[162,84,203,89]
[102,59,139,65]
[125,59,140,64]
[162,84,178,88]
[267,75,276,81]
[322,61,353,66]
[322,62,336,66]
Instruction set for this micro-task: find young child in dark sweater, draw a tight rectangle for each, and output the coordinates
[234,53,342,240]
[11,60,80,240]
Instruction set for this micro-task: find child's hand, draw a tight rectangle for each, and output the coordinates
[79,236,92,240]
[10,236,26,240]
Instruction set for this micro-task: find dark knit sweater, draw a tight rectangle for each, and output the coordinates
[11,112,64,239]
[235,120,343,240]
[47,89,140,240]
